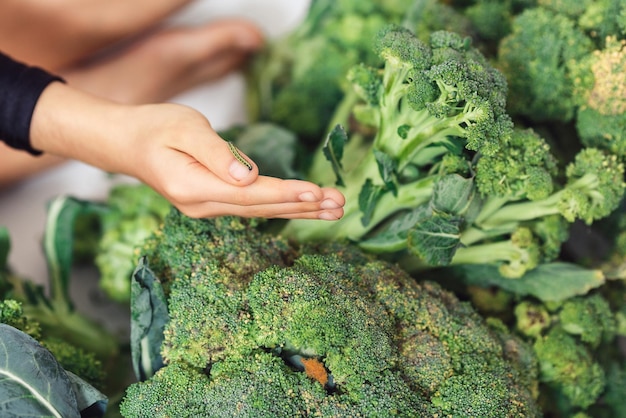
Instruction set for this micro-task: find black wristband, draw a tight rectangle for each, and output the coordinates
[0,52,64,155]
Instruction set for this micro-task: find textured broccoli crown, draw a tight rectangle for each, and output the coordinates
[573,36,626,159]
[0,299,41,340]
[140,209,296,294]
[476,128,558,201]
[150,211,296,368]
[498,7,595,122]
[560,147,625,224]
[534,327,606,409]
[121,215,541,417]
[247,254,400,391]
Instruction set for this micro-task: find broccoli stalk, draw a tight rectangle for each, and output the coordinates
[404,132,624,278]
[279,26,620,279]
[281,25,513,244]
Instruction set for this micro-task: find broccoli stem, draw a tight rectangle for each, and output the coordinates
[283,175,435,242]
[450,240,528,266]
[477,173,602,229]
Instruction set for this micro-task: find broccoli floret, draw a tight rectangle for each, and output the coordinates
[120,212,541,417]
[439,130,622,278]
[557,293,617,348]
[478,147,625,227]
[0,299,105,388]
[497,7,595,122]
[534,327,606,409]
[572,36,626,160]
[95,183,170,303]
[512,292,618,413]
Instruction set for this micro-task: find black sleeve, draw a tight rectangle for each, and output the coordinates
[0,52,64,155]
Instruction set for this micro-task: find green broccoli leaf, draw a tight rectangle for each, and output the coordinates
[451,262,606,302]
[373,148,398,194]
[0,324,106,418]
[431,174,476,216]
[358,179,386,227]
[44,196,107,307]
[130,258,169,381]
[408,213,462,265]
[322,124,348,186]
[359,205,429,253]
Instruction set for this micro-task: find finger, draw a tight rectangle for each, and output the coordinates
[149,145,348,209]
[158,154,333,206]
[172,131,260,186]
[176,198,345,220]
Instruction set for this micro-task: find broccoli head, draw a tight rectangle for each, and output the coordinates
[119,212,541,417]
[282,25,513,245]
[513,292,618,412]
[95,183,170,303]
[572,36,626,160]
[497,7,595,122]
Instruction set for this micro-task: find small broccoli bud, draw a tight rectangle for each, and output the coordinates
[515,301,551,338]
[557,294,616,348]
[534,328,606,409]
[573,37,626,159]
[476,128,558,201]
[374,24,433,71]
[346,63,382,106]
[560,148,625,224]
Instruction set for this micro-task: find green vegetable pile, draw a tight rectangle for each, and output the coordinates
[2,1,626,417]
[119,211,540,417]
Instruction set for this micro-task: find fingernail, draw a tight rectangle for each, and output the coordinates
[320,199,341,209]
[229,160,252,181]
[319,212,339,221]
[299,192,318,202]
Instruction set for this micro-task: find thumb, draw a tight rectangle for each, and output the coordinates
[224,140,259,184]
[190,127,259,186]
[151,104,261,186]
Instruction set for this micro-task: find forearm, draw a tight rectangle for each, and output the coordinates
[0,0,193,69]
[29,82,139,176]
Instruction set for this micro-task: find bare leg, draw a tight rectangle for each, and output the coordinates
[0,144,65,188]
[62,19,264,104]
[0,0,193,70]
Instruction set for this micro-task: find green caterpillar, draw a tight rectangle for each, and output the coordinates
[227,141,252,170]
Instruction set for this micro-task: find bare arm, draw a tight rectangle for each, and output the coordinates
[29,82,345,220]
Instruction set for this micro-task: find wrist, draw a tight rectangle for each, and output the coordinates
[30,81,138,175]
